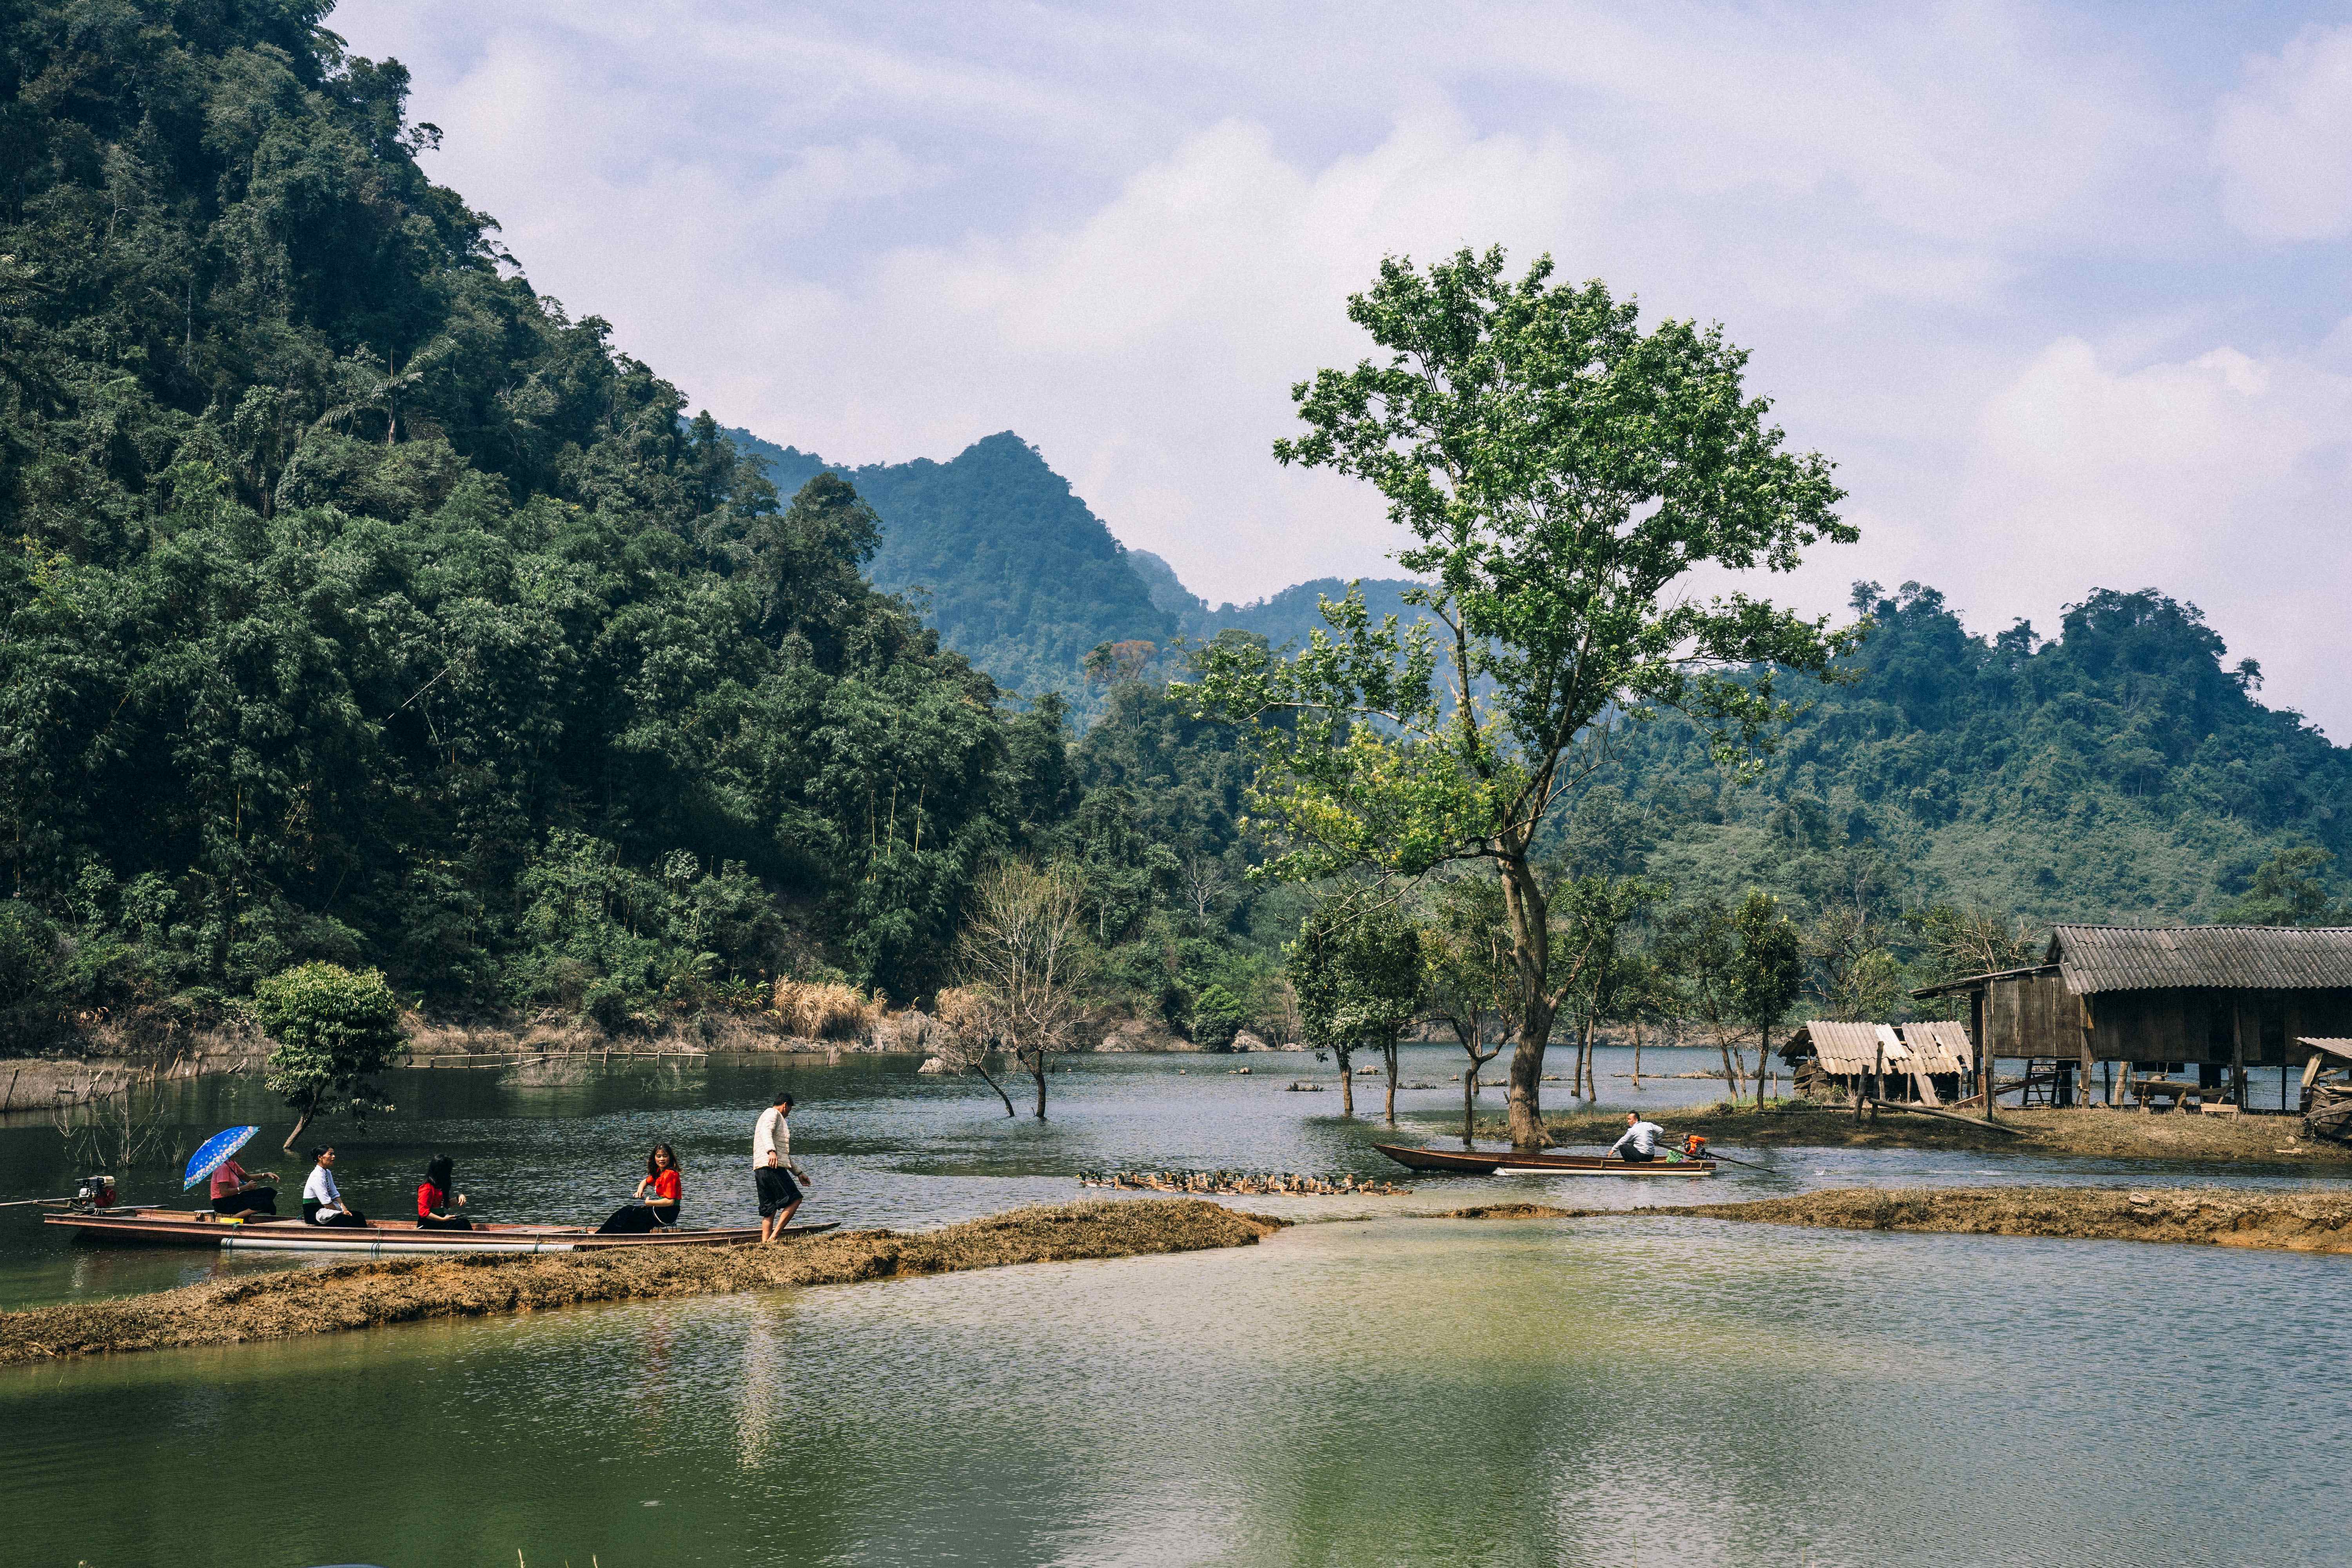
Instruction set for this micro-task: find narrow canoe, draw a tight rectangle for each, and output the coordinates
[1372,1143,1716,1177]
[42,1208,839,1255]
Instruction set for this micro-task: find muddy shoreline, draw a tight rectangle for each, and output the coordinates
[1453,1186,2352,1256]
[1516,1099,2352,1165]
[0,1200,1281,1367]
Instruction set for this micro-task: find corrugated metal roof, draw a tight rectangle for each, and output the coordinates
[1790,1019,1974,1076]
[1898,1020,1973,1074]
[2048,926,2352,994]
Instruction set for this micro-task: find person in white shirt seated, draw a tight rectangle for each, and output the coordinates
[300,1146,366,1227]
[1606,1114,1667,1164]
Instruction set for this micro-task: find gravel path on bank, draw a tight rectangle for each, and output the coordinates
[0,1201,1284,1367]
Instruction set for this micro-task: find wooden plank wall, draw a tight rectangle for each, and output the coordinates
[1984,972,2087,1060]
[2047,988,2352,1063]
[1981,978,2352,1063]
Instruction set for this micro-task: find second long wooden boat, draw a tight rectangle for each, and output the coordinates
[1373,1143,1716,1176]
[43,1207,838,1255]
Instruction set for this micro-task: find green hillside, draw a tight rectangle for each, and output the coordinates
[1554,581,2352,926]
[0,1,1070,1037]
[722,427,1175,701]
[1128,553,1430,649]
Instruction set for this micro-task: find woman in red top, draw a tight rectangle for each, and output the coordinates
[596,1144,682,1234]
[416,1154,471,1230]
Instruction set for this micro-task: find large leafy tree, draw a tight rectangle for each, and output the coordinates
[1188,248,1857,1146]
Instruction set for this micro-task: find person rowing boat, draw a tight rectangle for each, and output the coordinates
[1605,1113,1670,1164]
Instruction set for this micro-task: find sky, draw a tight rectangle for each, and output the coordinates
[334,2,2352,737]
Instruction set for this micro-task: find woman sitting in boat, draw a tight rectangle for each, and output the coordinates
[209,1155,278,1217]
[1606,1113,1668,1164]
[300,1146,365,1228]
[416,1155,471,1230]
[595,1143,682,1234]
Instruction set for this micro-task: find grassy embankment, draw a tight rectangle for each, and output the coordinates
[1486,1097,2352,1164]
[1452,1186,2352,1254]
[0,1201,1281,1367]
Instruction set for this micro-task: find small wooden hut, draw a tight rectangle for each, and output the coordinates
[1915,926,2352,1109]
[1783,1020,1971,1104]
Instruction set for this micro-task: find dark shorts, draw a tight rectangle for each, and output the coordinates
[212,1187,276,1214]
[1617,1147,1654,1163]
[755,1165,802,1218]
[302,1201,366,1227]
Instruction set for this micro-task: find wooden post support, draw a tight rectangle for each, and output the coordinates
[1973,989,1995,1123]
[2230,1000,2247,1111]
[2078,1011,2095,1112]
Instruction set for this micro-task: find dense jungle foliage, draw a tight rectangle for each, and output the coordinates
[0,1,1112,1044]
[1541,581,2352,940]
[3,2,2345,1061]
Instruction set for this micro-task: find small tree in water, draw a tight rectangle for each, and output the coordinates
[1730,891,1804,1107]
[1423,873,1519,1147]
[1292,895,1423,1123]
[956,860,1090,1121]
[931,985,1018,1118]
[255,963,405,1151]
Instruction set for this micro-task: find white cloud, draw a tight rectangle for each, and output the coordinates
[2214,25,2352,241]
[1955,337,2352,726]
[330,0,2352,735]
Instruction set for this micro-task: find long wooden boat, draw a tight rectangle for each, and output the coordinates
[1373,1143,1716,1177]
[42,1207,839,1255]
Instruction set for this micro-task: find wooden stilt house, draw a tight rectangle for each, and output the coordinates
[1915,926,2352,1110]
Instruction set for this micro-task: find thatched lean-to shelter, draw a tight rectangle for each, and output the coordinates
[1916,926,2352,1110]
[1782,1021,1973,1103]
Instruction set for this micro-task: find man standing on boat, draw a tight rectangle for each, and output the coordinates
[753,1089,808,1242]
[1606,1113,1668,1164]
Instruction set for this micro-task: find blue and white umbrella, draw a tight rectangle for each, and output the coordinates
[183,1125,261,1190]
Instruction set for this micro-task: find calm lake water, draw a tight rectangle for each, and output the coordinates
[4,1045,2348,1567]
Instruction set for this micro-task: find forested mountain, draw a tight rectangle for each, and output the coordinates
[722,427,1175,701]
[4,0,2340,1062]
[725,425,1441,704]
[1128,552,1428,649]
[0,1,1074,1040]
[1550,582,2352,927]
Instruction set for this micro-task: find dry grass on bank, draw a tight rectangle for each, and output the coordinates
[1506,1098,2352,1164]
[1444,1185,2352,1255]
[0,1200,1283,1367]
[1675,1185,2352,1253]
[770,980,883,1042]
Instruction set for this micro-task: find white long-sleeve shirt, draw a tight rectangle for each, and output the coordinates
[302,1164,345,1214]
[1608,1120,1665,1157]
[752,1105,791,1169]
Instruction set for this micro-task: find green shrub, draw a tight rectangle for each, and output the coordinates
[255,963,406,1151]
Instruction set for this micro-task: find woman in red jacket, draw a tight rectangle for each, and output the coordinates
[596,1144,682,1234]
[417,1154,471,1230]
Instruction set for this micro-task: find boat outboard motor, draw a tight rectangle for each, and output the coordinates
[1681,1135,1708,1161]
[72,1174,117,1210]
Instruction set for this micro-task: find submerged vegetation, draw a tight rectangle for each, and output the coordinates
[0,1199,1285,1365]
